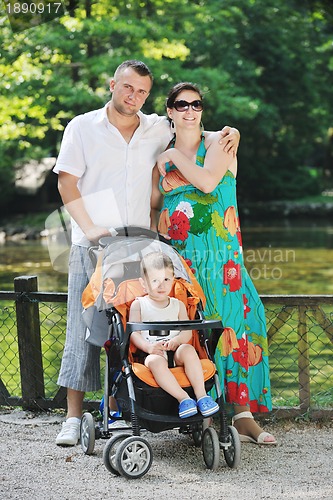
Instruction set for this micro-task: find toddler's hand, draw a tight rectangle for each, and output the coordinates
[148,340,166,357]
[164,338,180,351]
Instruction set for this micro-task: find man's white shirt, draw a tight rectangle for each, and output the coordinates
[54,104,171,247]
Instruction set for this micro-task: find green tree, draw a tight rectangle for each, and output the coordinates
[177,0,333,200]
[0,0,332,208]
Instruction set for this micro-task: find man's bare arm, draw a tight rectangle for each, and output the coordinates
[58,171,111,243]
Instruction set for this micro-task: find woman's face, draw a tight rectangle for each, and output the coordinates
[167,90,203,132]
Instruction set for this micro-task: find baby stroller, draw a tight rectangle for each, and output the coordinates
[80,227,241,478]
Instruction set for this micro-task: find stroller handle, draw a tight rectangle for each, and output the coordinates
[98,226,170,248]
[88,226,171,267]
[126,319,223,334]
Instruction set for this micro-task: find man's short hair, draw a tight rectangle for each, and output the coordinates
[114,60,153,86]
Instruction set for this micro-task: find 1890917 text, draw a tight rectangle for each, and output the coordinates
[5,1,65,33]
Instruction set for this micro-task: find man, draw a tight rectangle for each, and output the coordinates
[54,60,240,446]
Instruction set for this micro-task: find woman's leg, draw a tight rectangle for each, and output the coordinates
[145,354,189,402]
[233,405,276,443]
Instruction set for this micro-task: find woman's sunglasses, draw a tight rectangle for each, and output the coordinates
[172,100,203,112]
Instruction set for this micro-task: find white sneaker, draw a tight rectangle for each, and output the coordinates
[56,418,80,446]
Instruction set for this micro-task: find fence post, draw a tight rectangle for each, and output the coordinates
[14,276,45,408]
[297,306,311,411]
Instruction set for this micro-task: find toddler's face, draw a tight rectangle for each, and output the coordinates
[141,268,174,302]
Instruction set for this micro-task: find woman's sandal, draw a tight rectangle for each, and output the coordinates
[232,411,277,445]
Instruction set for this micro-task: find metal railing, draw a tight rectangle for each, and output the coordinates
[0,276,332,419]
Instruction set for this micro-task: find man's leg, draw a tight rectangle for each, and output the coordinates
[66,388,85,419]
[56,245,101,446]
[55,389,85,446]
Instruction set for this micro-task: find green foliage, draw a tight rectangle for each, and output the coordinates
[1,0,333,207]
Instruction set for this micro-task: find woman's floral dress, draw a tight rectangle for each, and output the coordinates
[158,135,272,412]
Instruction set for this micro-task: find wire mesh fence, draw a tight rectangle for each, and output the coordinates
[0,283,332,417]
[264,299,333,412]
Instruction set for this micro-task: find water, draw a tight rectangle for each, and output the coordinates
[241,220,333,295]
[1,221,333,295]
[0,239,68,292]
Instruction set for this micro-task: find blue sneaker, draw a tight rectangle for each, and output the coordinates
[99,396,107,417]
[99,397,121,424]
[99,397,104,412]
[197,396,219,417]
[179,398,197,418]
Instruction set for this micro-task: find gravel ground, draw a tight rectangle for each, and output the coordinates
[0,409,332,500]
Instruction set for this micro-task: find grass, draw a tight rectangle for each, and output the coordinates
[266,303,333,408]
[0,300,106,402]
[1,298,332,409]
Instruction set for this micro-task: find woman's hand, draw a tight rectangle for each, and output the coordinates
[156,149,174,177]
[219,126,240,156]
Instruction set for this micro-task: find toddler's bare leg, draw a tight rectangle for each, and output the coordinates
[174,345,206,400]
[145,354,189,402]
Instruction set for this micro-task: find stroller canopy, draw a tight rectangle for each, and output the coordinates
[82,234,206,314]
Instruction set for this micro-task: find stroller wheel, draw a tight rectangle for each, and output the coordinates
[192,417,211,447]
[222,425,241,469]
[103,433,131,475]
[202,427,220,470]
[192,428,202,447]
[115,436,153,479]
[80,412,95,455]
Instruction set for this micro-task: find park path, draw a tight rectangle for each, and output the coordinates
[0,410,332,500]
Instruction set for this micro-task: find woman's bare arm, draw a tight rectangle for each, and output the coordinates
[157,132,237,194]
[150,165,164,231]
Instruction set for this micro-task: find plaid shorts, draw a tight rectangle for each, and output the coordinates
[57,245,102,392]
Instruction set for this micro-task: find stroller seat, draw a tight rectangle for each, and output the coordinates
[119,277,217,395]
[82,268,217,388]
[131,358,216,388]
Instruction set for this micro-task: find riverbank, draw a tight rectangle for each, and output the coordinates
[0,211,48,242]
[241,198,333,219]
[1,199,333,242]
[1,208,332,294]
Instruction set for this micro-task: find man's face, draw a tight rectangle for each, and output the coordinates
[110,67,151,116]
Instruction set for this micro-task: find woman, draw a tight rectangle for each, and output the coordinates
[151,82,276,444]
